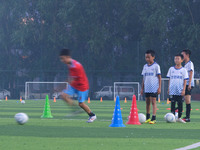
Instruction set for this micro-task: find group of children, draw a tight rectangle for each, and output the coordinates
[141,49,194,124]
[59,48,194,124]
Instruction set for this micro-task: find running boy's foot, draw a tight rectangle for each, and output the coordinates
[87,115,97,123]
[145,119,151,123]
[177,118,186,123]
[149,120,156,124]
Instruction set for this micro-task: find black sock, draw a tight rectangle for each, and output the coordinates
[171,102,176,115]
[186,104,191,118]
[178,102,183,118]
[152,115,156,121]
[88,112,95,117]
[146,113,150,120]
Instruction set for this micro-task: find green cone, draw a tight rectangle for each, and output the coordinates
[41,95,53,118]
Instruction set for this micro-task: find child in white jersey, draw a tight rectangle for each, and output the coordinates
[181,49,194,122]
[141,50,161,124]
[167,54,188,123]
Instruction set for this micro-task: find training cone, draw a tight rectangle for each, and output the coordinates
[167,98,170,104]
[5,96,7,101]
[41,95,53,118]
[20,97,22,102]
[100,97,103,102]
[88,97,90,103]
[109,96,126,127]
[124,97,127,103]
[126,95,141,125]
[53,97,56,103]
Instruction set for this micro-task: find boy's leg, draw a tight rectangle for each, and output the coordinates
[151,97,157,121]
[78,90,96,122]
[178,98,183,118]
[185,95,191,118]
[61,85,78,106]
[145,93,151,123]
[170,96,176,115]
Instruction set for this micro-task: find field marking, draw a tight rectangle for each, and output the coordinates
[175,142,200,150]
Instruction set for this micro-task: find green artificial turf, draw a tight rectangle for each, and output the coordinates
[0,99,199,150]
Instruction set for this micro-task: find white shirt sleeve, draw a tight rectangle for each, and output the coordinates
[156,64,161,75]
[166,68,171,78]
[141,65,145,76]
[183,68,189,79]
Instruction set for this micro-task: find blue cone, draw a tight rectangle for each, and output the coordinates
[109,96,126,127]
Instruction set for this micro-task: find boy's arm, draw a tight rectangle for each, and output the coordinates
[188,71,193,90]
[181,80,187,96]
[157,75,161,94]
[140,79,144,96]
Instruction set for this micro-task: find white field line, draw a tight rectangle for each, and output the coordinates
[175,142,200,150]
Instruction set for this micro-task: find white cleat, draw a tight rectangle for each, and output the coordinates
[177,118,186,123]
[87,115,97,123]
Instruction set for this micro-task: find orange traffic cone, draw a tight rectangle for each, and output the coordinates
[124,97,127,103]
[100,97,103,102]
[53,97,56,103]
[5,96,7,101]
[20,97,22,102]
[167,98,170,104]
[126,95,141,125]
[158,97,160,103]
[88,97,90,103]
[114,97,116,102]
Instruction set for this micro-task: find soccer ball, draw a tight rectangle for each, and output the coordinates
[165,113,176,123]
[164,113,171,121]
[138,113,146,124]
[21,100,25,104]
[14,113,29,125]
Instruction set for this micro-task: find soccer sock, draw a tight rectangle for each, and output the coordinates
[151,115,156,121]
[178,102,183,118]
[146,113,150,120]
[186,104,191,118]
[88,112,95,117]
[171,102,175,115]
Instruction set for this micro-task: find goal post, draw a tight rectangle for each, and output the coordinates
[114,82,140,101]
[25,82,68,100]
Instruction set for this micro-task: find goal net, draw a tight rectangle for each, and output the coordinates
[114,82,140,101]
[25,82,68,100]
[161,78,200,101]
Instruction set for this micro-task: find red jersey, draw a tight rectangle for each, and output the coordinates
[68,59,89,91]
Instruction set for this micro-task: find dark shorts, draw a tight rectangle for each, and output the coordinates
[169,95,184,103]
[145,93,157,98]
[185,85,194,95]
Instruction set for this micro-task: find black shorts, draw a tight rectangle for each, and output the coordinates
[145,93,157,98]
[169,95,184,102]
[185,85,194,95]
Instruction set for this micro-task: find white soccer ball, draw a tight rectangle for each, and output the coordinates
[164,113,172,121]
[14,113,29,125]
[138,113,146,124]
[165,113,176,123]
[21,100,25,104]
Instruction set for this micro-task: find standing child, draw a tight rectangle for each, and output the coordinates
[167,54,188,123]
[181,49,194,122]
[141,50,161,124]
[60,49,96,123]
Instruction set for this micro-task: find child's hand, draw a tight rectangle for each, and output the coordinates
[140,89,143,96]
[188,85,192,91]
[157,87,161,95]
[181,90,185,96]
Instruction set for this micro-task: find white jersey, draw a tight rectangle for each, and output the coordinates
[167,66,189,95]
[184,61,194,87]
[141,62,161,93]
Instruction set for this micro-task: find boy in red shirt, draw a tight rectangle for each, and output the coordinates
[60,49,96,123]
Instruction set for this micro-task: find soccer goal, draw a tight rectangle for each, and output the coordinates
[114,82,140,101]
[25,82,68,100]
[161,78,200,101]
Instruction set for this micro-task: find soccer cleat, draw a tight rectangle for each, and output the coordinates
[144,119,151,123]
[177,118,186,123]
[149,120,156,124]
[182,117,190,122]
[87,115,97,123]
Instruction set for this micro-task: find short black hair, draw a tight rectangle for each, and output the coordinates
[182,49,191,57]
[145,50,155,57]
[60,49,70,56]
[175,53,184,60]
